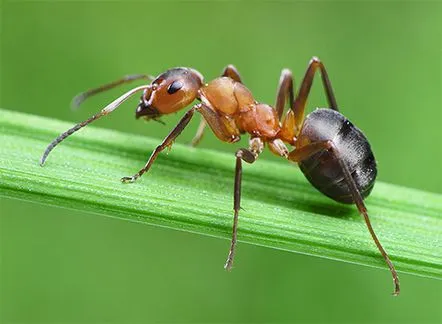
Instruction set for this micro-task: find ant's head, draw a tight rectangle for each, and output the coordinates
[40,68,204,166]
[136,68,204,120]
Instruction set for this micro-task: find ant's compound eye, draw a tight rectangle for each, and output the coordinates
[167,80,184,94]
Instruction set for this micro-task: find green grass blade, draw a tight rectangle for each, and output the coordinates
[0,108,441,280]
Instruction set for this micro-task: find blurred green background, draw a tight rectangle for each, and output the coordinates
[1,1,441,323]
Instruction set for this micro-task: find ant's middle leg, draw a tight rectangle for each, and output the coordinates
[121,104,198,183]
[190,119,207,147]
[190,64,243,147]
[276,69,297,145]
[275,69,295,120]
[224,137,263,271]
[222,64,243,83]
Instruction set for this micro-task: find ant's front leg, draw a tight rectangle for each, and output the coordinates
[122,102,241,183]
[190,64,243,147]
[224,137,263,271]
[121,105,198,183]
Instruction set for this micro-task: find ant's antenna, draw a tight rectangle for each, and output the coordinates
[40,85,151,166]
[71,74,154,109]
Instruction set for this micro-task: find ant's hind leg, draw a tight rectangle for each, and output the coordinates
[121,105,197,183]
[190,65,243,147]
[292,57,339,134]
[288,141,400,296]
[224,137,263,271]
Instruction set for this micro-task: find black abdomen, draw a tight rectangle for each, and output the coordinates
[298,108,377,204]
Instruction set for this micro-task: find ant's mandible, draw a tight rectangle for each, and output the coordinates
[40,57,400,295]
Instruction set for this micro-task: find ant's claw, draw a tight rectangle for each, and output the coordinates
[224,263,233,272]
[121,176,137,183]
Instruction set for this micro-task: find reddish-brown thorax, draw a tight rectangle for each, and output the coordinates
[198,76,295,157]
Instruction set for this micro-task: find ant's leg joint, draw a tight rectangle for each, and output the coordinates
[281,68,292,78]
[310,56,321,64]
[235,148,255,164]
[249,137,264,156]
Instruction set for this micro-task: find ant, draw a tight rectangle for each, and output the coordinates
[40,57,400,295]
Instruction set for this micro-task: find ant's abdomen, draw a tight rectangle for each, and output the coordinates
[298,108,377,204]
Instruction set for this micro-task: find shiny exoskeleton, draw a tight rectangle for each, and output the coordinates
[298,109,377,203]
[40,57,399,295]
